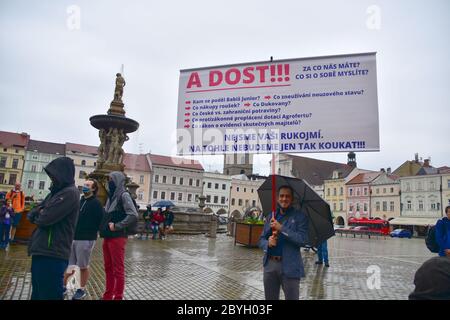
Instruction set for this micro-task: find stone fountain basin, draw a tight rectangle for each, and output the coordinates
[90,114,139,133]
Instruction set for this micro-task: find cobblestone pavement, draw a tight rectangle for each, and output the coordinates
[0,233,434,300]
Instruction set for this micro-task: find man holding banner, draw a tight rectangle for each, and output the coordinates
[258,185,309,300]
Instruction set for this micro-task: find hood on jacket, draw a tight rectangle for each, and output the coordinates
[105,171,127,212]
[44,157,75,194]
[409,256,450,300]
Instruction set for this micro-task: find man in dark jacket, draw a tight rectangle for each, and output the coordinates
[99,171,138,300]
[259,185,309,300]
[63,179,103,300]
[409,256,450,300]
[27,157,80,300]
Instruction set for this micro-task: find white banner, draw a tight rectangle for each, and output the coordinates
[177,52,379,155]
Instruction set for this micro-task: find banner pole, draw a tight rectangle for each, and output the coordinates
[271,153,276,219]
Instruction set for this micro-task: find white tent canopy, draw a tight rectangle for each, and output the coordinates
[389,217,440,226]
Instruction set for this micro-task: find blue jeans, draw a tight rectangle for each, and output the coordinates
[31,255,68,300]
[0,223,11,248]
[317,241,329,263]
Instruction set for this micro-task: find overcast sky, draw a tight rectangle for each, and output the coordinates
[1,0,449,175]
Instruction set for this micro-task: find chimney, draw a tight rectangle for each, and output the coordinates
[423,159,430,168]
[387,167,391,174]
[414,153,419,163]
[380,168,385,173]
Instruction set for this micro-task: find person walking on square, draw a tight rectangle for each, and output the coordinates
[315,240,330,267]
[99,171,138,300]
[6,182,25,243]
[162,207,174,239]
[141,205,153,239]
[63,179,103,300]
[0,199,15,249]
[150,208,164,240]
[435,205,450,257]
[27,157,80,300]
[259,185,309,300]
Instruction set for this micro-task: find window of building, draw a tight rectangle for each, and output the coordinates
[179,178,184,185]
[333,202,336,211]
[2,148,6,152]
[238,199,243,206]
[417,182,423,190]
[178,193,182,201]
[430,182,435,191]
[170,192,175,200]
[407,200,412,210]
[161,191,166,200]
[356,203,360,212]
[431,203,436,210]
[390,187,394,193]
[206,195,211,203]
[93,162,96,167]
[383,188,386,194]
[81,160,86,166]
[244,188,247,193]
[349,204,354,212]
[251,189,254,193]
[363,188,368,196]
[0,173,4,184]
[188,194,193,202]
[79,171,86,179]
[419,200,424,210]
[382,201,387,212]
[189,178,193,186]
[376,202,380,211]
[12,158,19,169]
[28,180,34,189]
[340,187,343,196]
[252,200,256,207]
[340,202,343,211]
[39,181,45,190]
[162,176,167,183]
[8,174,17,185]
[155,175,159,183]
[364,203,368,212]
[357,189,360,196]
[213,196,218,204]
[245,199,249,207]
[15,149,18,153]
[349,188,353,196]
[390,201,394,211]
[327,188,330,196]
[196,179,200,187]
[32,155,38,160]
[172,177,176,184]
[406,183,411,191]
[0,157,6,168]
[153,191,158,199]
[333,188,336,196]
[237,187,240,192]
[232,198,235,206]
[376,188,379,194]
[222,184,226,190]
[31,164,37,172]
[207,182,212,188]
[195,194,199,202]
[215,183,219,189]
[139,175,144,184]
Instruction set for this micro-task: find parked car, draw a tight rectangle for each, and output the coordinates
[390,229,412,238]
[218,216,229,225]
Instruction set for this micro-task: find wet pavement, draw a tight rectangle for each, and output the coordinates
[0,233,434,300]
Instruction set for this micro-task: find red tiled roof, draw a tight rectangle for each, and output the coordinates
[0,131,30,148]
[438,166,450,174]
[148,154,204,171]
[28,140,65,155]
[123,153,150,172]
[66,142,98,155]
[347,172,381,185]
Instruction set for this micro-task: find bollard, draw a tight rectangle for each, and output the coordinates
[207,214,218,238]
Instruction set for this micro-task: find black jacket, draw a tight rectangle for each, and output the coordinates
[27,157,80,261]
[74,196,103,240]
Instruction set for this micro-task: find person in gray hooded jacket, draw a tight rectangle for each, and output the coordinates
[99,171,138,300]
[27,156,80,300]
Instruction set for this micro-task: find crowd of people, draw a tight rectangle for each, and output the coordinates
[1,156,449,300]
[141,206,174,240]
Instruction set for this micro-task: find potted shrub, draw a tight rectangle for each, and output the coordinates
[234,217,265,247]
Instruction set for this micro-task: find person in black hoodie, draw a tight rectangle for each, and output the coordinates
[27,157,80,300]
[63,179,103,300]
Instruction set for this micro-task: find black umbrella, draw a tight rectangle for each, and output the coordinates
[257,175,335,247]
